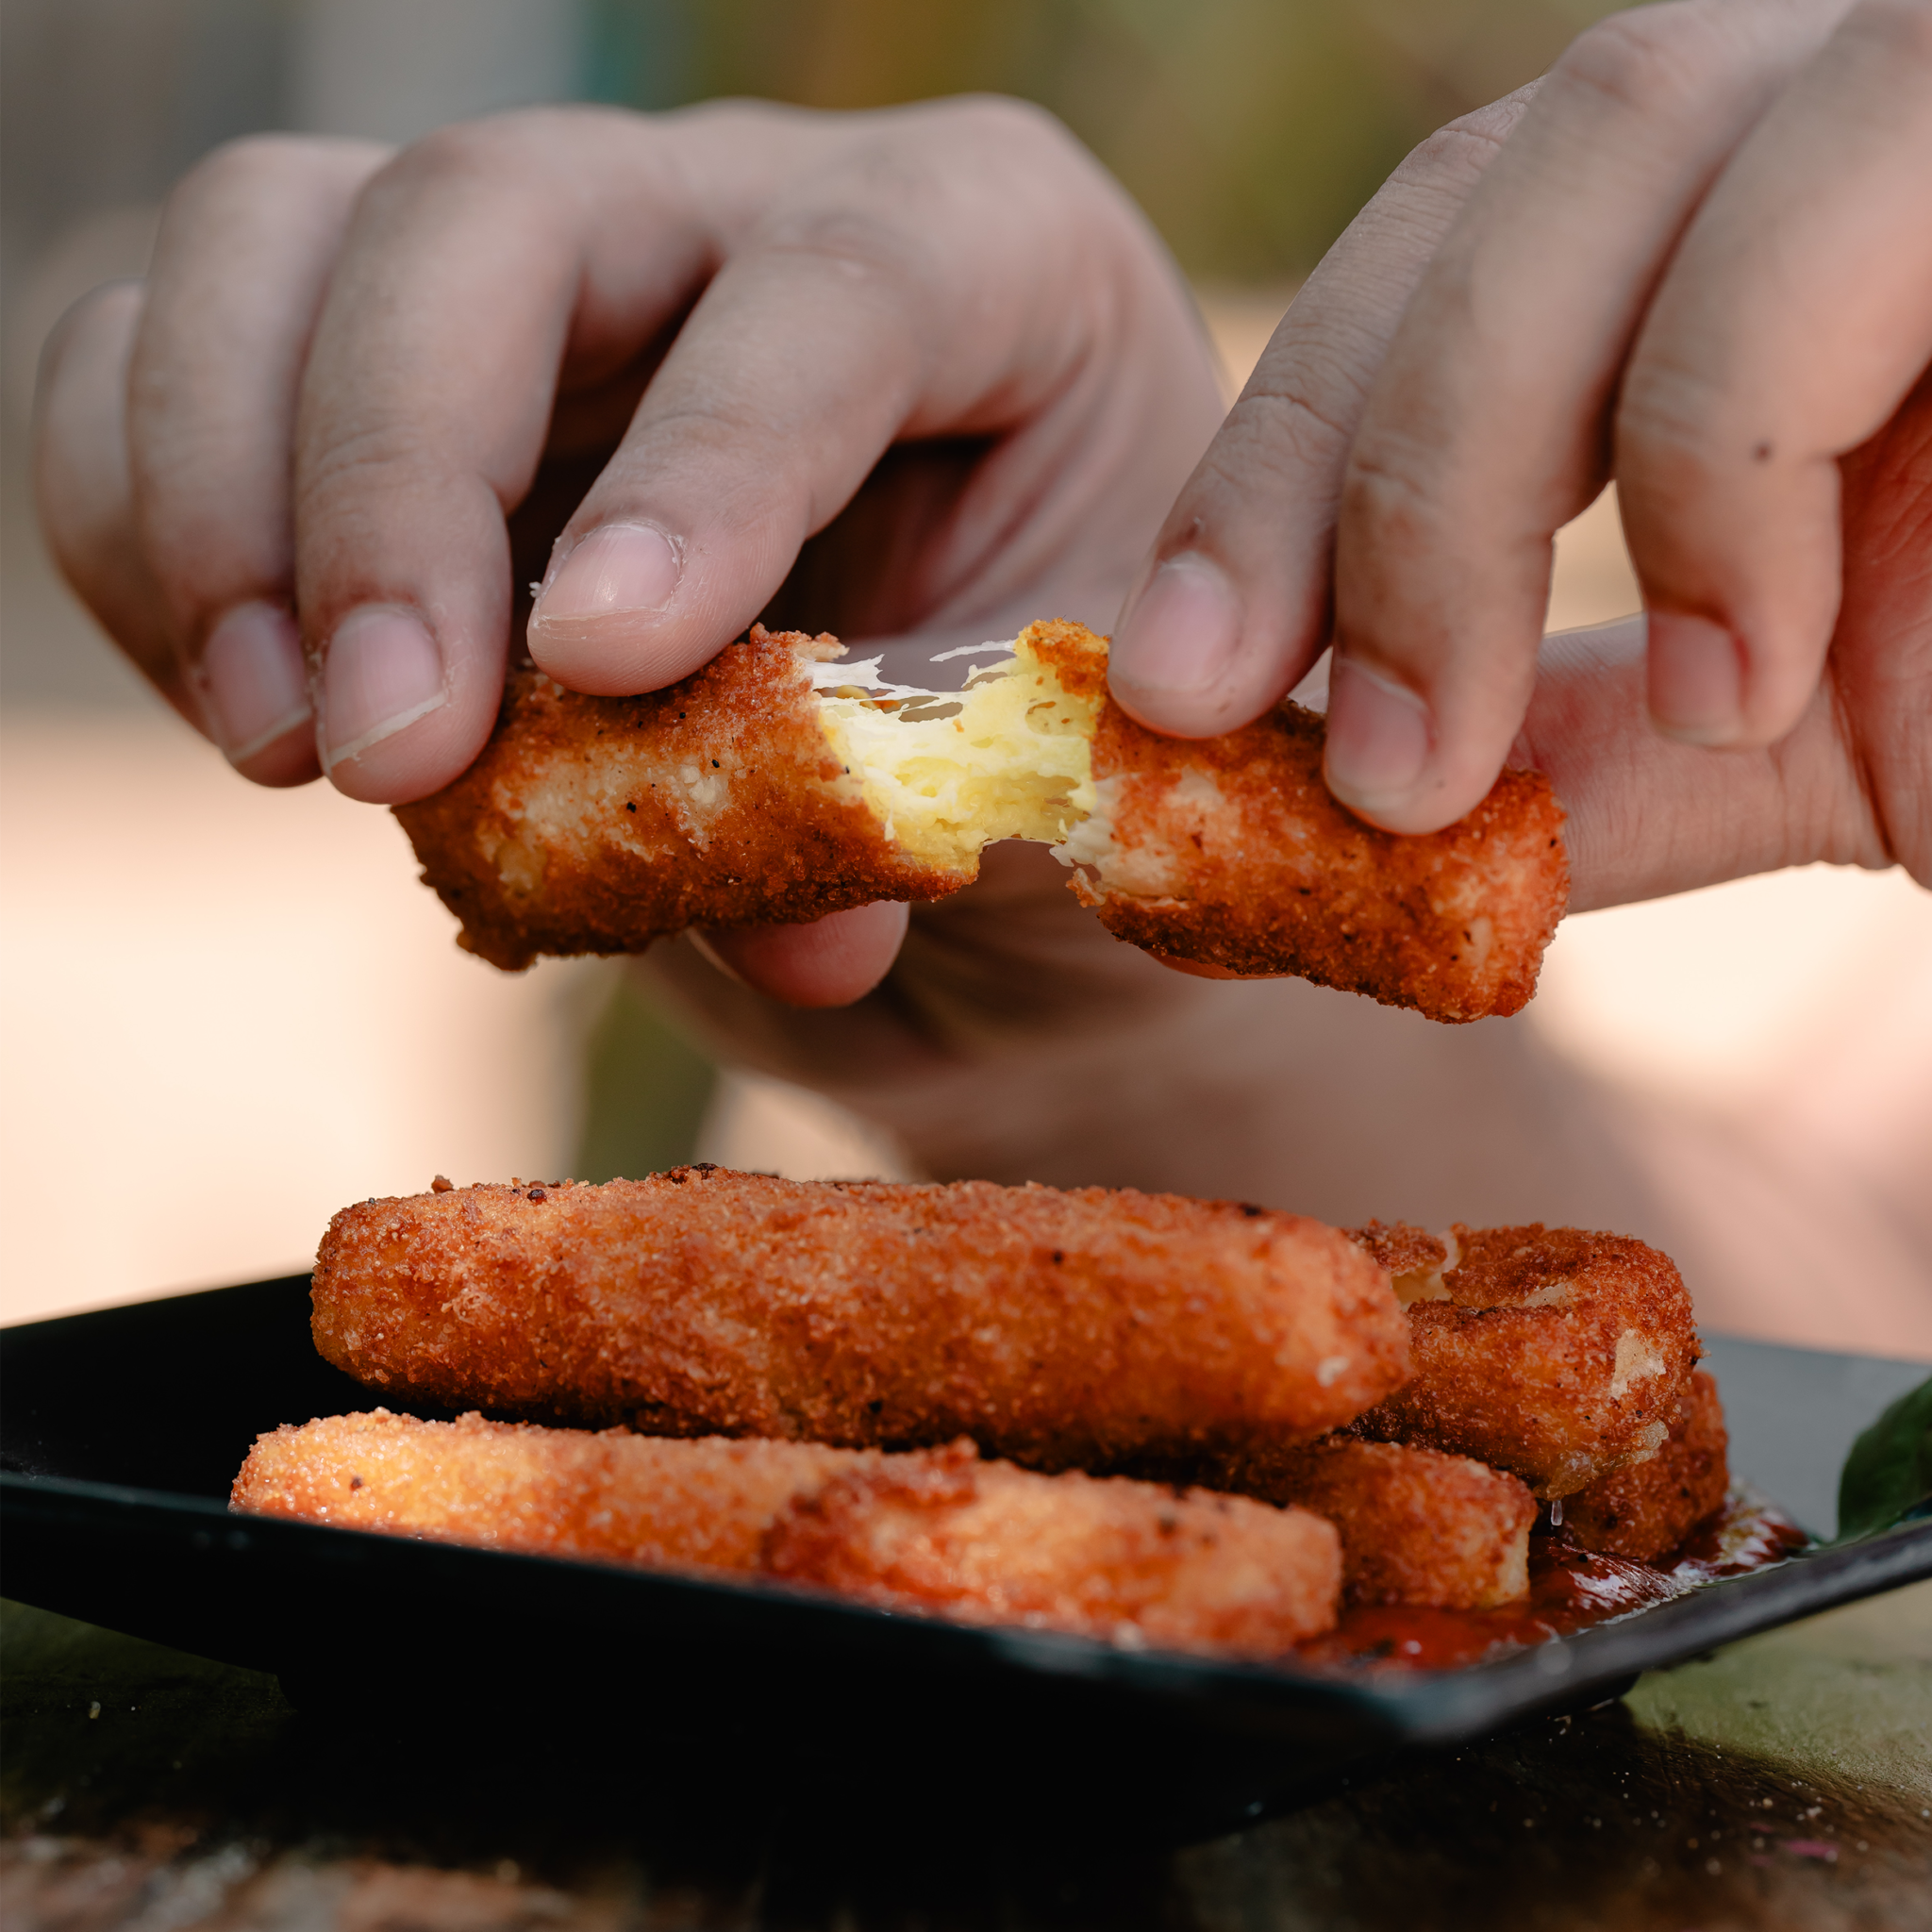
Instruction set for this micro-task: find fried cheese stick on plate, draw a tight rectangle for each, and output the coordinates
[1211,1438,1538,1610]
[233,1412,1342,1657]
[395,621,1569,1022]
[1344,1222,1701,1500]
[1561,1369,1729,1561]
[310,1168,1408,1472]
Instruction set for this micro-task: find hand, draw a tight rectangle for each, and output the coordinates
[1108,0,1932,902]
[34,97,1224,1001]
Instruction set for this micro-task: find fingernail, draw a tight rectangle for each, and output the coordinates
[1324,657,1431,811]
[532,523,682,631]
[320,605,446,771]
[1110,556,1241,703]
[1647,611,1743,744]
[194,602,311,763]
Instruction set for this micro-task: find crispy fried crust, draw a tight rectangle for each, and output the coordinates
[232,1408,864,1570]
[1069,698,1568,1022]
[760,1438,1341,1653]
[392,626,970,971]
[233,1414,1340,1657]
[393,615,1565,1018]
[1345,1223,1701,1499]
[1563,1370,1728,1561]
[1212,1437,1535,1610]
[310,1167,1408,1470]
[1347,1220,1449,1280]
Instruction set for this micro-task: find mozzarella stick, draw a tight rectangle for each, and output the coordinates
[394,620,1567,1021]
[761,1438,1341,1654]
[1345,1222,1700,1500]
[233,1414,1341,1657]
[232,1408,864,1570]
[1562,1369,1729,1562]
[1062,685,1567,1021]
[1211,1438,1536,1610]
[390,627,984,973]
[309,1168,1407,1471]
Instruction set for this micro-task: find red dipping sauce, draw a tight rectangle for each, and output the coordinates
[1295,1489,1808,1673]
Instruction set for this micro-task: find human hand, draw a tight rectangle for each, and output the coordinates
[1108,0,1932,902]
[34,97,1226,1001]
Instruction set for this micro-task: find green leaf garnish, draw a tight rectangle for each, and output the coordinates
[1834,1374,1932,1544]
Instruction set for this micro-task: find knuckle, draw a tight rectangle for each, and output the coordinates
[758,196,933,287]
[375,117,508,191]
[921,92,1082,165]
[1400,84,1537,183]
[1550,4,1724,120]
[1617,353,1732,482]
[174,132,354,208]
[295,418,440,523]
[1340,435,1446,547]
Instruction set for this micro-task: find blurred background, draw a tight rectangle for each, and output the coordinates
[4,0,1928,1353]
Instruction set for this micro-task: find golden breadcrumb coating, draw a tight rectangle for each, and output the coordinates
[392,626,971,972]
[309,1167,1407,1471]
[1212,1437,1536,1610]
[393,618,1567,1021]
[761,1438,1341,1654]
[1563,1369,1729,1561]
[232,1414,1341,1658]
[1344,1223,1700,1500]
[232,1408,863,1570]
[1066,694,1569,1022]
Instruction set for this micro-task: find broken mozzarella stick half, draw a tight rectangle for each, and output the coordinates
[233,1412,1342,1657]
[394,620,1569,1022]
[1208,1437,1538,1611]
[1344,1223,1703,1501]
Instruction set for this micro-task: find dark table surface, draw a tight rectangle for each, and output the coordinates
[4,1577,1927,1931]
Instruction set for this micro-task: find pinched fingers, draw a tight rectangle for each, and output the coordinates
[1106,84,1541,740]
[288,107,725,803]
[128,135,388,784]
[1324,0,1854,833]
[35,279,193,720]
[1618,0,1932,750]
[525,97,1186,697]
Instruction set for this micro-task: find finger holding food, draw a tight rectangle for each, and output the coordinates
[1346,1221,1700,1498]
[310,1167,1407,1471]
[1063,683,1567,1020]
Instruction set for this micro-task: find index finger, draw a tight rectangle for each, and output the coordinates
[1324,0,1851,833]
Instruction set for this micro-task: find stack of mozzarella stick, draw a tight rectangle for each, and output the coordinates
[234,1168,1727,1661]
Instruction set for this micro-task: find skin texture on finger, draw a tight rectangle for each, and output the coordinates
[691,901,910,1008]
[1617,0,1932,750]
[529,96,1218,697]
[1516,621,1882,908]
[1326,0,1856,833]
[129,136,390,786]
[1108,84,1541,740]
[291,108,738,802]
[32,282,195,729]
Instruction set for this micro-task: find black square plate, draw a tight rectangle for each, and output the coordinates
[4,1277,1927,1831]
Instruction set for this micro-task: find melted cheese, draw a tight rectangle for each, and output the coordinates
[815,635,1101,869]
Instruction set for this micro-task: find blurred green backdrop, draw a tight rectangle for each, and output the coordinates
[581,0,1622,281]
